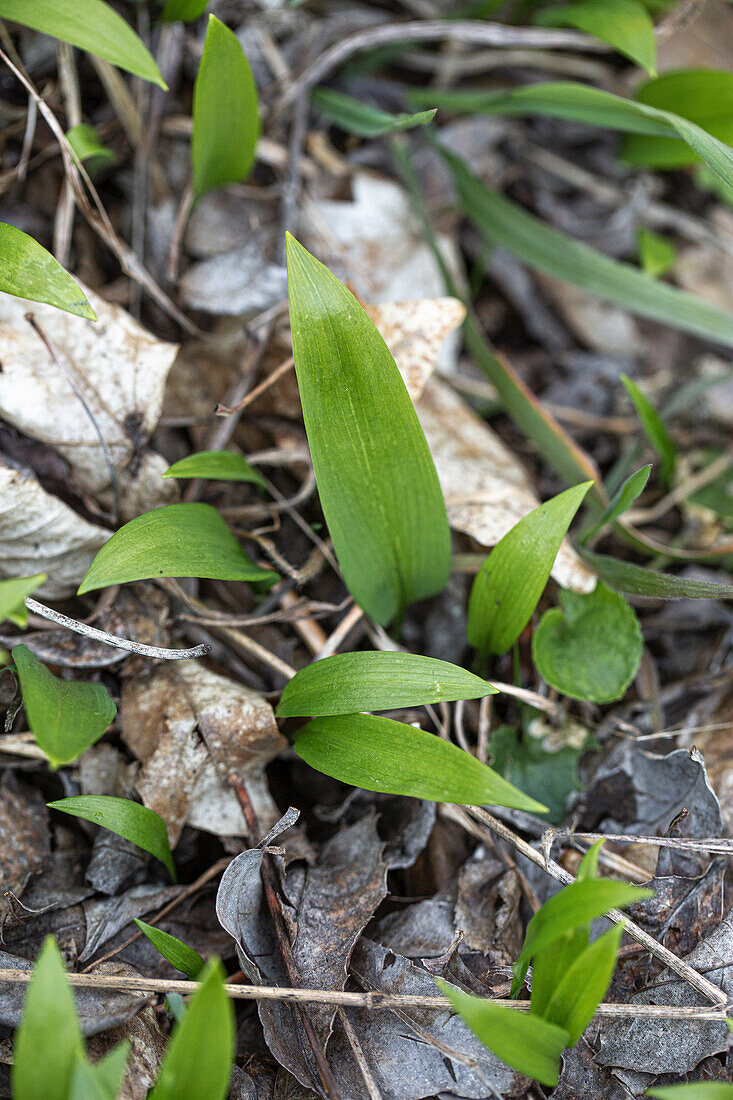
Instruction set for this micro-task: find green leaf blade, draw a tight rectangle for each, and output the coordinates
[648,1086,733,1099]
[134,920,205,979]
[13,644,116,768]
[162,450,265,487]
[161,0,209,22]
[581,548,733,599]
[277,651,497,717]
[77,503,277,594]
[537,0,657,75]
[312,88,436,137]
[638,228,676,278]
[0,573,46,627]
[192,16,259,199]
[0,0,165,87]
[436,981,569,1087]
[579,465,651,544]
[48,796,176,881]
[623,69,733,169]
[0,224,95,319]
[467,482,591,657]
[294,713,547,813]
[543,922,624,1044]
[286,234,451,627]
[621,374,676,487]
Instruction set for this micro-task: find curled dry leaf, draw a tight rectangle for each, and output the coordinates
[0,461,108,598]
[0,284,178,505]
[121,662,285,845]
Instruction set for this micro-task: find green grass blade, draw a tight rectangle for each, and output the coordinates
[149,960,234,1100]
[277,651,497,716]
[312,88,436,137]
[12,644,116,768]
[48,796,177,881]
[294,713,547,813]
[0,573,46,627]
[543,923,624,1044]
[436,981,569,1087]
[537,0,656,75]
[134,920,205,979]
[192,15,259,199]
[623,69,733,170]
[638,228,676,278]
[648,1086,733,1099]
[77,503,277,594]
[162,450,265,487]
[286,233,451,627]
[580,548,733,599]
[579,465,651,544]
[442,146,733,348]
[0,224,95,319]
[467,482,591,657]
[161,0,209,22]
[11,937,84,1100]
[621,375,676,487]
[0,0,165,87]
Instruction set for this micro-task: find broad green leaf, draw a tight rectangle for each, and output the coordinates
[0,0,165,87]
[467,482,591,657]
[11,937,84,1100]
[489,722,591,825]
[161,0,209,22]
[624,69,733,169]
[436,980,569,1087]
[537,0,656,75]
[580,548,733,599]
[66,124,114,175]
[512,878,652,995]
[13,644,116,768]
[0,573,46,627]
[621,374,676,487]
[163,450,265,487]
[638,228,676,278]
[192,16,259,199]
[441,147,733,348]
[77,503,276,594]
[532,583,642,704]
[543,923,624,1044]
[48,796,177,881]
[134,920,204,979]
[286,233,451,627]
[277,652,497,717]
[0,224,94,319]
[312,88,436,137]
[648,1086,733,1099]
[413,81,733,194]
[149,959,234,1100]
[579,466,651,544]
[294,713,547,813]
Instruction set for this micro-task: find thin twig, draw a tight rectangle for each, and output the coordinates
[546,828,733,858]
[25,599,209,660]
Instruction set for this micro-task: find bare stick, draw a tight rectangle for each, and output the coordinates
[25,599,209,661]
[443,805,728,1008]
[546,828,733,857]
[0,969,727,1019]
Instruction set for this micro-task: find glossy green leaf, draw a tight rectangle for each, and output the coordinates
[638,228,676,278]
[624,69,733,169]
[48,796,176,881]
[543,923,624,1044]
[581,548,733,599]
[11,937,84,1100]
[0,0,165,87]
[648,1085,733,1099]
[489,722,591,825]
[294,713,547,813]
[0,223,94,319]
[621,374,676,487]
[512,878,652,995]
[134,920,204,979]
[277,651,497,717]
[163,450,265,487]
[537,0,656,75]
[192,16,259,199]
[77,503,276,594]
[436,980,569,1087]
[579,466,651,544]
[312,88,436,137]
[286,233,451,627]
[161,0,209,22]
[12,644,116,768]
[532,583,642,704]
[66,124,114,175]
[0,574,46,627]
[442,147,733,348]
[149,959,234,1100]
[467,482,591,657]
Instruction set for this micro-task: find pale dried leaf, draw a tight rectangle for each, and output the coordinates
[0,461,108,597]
[365,297,466,401]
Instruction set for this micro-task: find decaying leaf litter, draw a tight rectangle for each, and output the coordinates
[2,0,733,1097]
